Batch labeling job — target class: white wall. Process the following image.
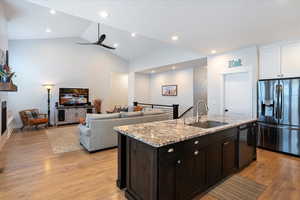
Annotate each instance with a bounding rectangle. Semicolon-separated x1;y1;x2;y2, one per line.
8;38;129;127
207;46;258;117
0;0;8;144
130;47;202;72
0;1;8;50
149;68;194;113
134;73;150;103
128;48;202;103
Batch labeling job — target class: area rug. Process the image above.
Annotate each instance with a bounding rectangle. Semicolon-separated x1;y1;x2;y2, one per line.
46;125;83;154
208;175;266;200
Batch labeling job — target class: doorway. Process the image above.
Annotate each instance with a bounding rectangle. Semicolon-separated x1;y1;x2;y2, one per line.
223;72;252;116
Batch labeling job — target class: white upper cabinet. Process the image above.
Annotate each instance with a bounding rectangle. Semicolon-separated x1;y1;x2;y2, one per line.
259;41;300;79
281;43;300;78
259;45;281;79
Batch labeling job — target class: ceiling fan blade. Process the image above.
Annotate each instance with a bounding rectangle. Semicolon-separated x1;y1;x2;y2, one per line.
101;44;116;50
98;23;100;40
97;34;106;44
77;42;97;45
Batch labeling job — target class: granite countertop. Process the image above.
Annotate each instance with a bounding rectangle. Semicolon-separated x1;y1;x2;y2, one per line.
114;115;257;148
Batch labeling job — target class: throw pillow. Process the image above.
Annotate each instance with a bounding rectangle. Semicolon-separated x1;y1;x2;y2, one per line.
31;110;39;119
25;111;34;119
134;106;143;112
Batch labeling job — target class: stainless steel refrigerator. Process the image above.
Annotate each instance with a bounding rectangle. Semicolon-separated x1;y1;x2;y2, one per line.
258;78;300;157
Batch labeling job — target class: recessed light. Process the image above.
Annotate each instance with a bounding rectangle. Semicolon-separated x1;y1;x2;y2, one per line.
46;28;52;33
49;9;56;15
131;32;136;37
99;11;109;19
172;66;176;70
211;50;217;54
171;35;179;41
113;43;119;48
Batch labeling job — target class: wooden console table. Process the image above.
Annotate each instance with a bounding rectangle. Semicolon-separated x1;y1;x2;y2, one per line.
54;105;94;126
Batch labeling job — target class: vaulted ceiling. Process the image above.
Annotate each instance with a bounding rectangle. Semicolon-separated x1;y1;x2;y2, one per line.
5;0;196;61
26;0;300;56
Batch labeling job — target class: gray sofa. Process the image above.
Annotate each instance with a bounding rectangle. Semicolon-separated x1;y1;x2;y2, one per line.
79;111;169;152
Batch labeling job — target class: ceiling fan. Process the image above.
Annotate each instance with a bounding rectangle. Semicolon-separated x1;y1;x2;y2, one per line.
77;23;116;50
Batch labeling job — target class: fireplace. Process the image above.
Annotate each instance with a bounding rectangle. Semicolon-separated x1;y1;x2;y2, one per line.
1;101;7;135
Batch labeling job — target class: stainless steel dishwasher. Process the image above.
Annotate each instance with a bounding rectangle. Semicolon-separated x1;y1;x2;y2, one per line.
238;123;257;169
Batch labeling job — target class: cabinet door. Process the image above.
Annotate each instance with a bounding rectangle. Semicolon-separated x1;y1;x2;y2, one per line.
158;159;177;200
206;143;222;187
222;137;237;177
176;148;206;200
281;43;300;78
259;46;281;79
192;148;206;193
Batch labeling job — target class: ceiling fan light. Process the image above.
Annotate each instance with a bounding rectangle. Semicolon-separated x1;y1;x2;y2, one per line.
171;35;179;41
99;11;109;19
50;9;56;15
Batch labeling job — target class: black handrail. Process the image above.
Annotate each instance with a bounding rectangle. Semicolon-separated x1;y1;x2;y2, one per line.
133;102;179;119
178;106;194;119
134;102;173;108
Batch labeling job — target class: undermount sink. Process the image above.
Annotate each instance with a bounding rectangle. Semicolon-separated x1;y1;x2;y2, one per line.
187;120;228;129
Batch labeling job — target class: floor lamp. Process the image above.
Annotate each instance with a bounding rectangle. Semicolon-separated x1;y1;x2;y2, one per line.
42;83;55;126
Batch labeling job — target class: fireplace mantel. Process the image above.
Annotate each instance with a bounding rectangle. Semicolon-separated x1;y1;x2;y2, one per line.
0;83;17;92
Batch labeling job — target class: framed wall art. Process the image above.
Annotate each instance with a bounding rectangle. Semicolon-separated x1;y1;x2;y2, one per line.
162;85;177;96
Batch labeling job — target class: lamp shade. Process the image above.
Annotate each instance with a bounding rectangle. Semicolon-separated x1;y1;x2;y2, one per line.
42;83;55;90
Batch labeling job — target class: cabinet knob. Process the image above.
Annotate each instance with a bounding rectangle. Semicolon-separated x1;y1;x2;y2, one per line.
168;148;174;153
194;150;199;155
194;140;199;145
223;141;230;146
177;160;181;164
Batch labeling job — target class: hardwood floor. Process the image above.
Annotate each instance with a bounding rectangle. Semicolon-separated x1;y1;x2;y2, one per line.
0;127;300;200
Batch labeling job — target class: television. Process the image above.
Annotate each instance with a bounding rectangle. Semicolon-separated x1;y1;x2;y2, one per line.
59;88;89;106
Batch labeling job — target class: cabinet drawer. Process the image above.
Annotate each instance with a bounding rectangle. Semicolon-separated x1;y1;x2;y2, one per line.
184;136;209;152
159;143;183;162
206;128;238;142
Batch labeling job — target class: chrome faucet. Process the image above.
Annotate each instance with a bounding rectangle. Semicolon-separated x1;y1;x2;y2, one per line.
196;100;208;122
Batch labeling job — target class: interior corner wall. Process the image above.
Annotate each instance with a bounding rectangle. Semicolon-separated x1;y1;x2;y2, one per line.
193;58;208;115
134;73;150;103
207;46;258;116
8;38;129;127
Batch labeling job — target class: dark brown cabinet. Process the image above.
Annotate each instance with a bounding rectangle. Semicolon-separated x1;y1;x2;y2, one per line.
206;142;222;186
118;124;254;200
222;137;237;177
157;128;238;200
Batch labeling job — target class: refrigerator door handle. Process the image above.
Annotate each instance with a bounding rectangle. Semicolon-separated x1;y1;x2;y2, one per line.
275;84;280;119
279;84;283;119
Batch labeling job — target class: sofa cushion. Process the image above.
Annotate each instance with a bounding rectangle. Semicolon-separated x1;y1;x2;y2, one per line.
28;118;48;125
120;111;142;118
87;113;121;121
142;110;165;116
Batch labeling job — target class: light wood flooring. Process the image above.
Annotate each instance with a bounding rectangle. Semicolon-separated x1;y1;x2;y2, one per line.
0;127;300;200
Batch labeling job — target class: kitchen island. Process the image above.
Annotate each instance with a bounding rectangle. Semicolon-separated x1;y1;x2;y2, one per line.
114;115;257;200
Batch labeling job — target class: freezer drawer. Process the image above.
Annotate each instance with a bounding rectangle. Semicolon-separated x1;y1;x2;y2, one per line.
258;123;300;157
